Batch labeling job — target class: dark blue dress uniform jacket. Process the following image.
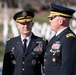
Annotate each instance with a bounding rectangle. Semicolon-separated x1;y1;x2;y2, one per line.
44;27;76;75
2;33;48;75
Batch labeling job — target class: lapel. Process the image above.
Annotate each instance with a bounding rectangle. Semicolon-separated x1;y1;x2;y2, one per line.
46;35;59;48
24;34;38;55
15;36;23;54
46;27;70;48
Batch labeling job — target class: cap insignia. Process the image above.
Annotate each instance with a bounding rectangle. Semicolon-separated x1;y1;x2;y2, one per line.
22;11;27;17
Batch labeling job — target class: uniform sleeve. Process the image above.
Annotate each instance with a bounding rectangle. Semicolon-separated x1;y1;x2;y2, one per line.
2;41;14;75
59;37;76;75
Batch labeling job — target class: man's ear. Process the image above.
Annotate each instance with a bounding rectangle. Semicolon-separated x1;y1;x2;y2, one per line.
58;18;63;25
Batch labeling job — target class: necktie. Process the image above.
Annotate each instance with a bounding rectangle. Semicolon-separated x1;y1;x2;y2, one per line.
23;39;27;52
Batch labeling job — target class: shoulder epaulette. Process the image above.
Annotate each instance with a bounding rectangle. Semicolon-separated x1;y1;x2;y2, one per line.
66;33;75;38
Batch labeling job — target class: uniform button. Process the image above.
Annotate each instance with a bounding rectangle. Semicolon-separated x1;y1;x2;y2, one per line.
53;53;55;55
36;55;38;57
50;49;52;52
45;52;47;55
43;66;45;69
38;61;40;64
44;59;46;62
52;57;56;62
11;56;13;57
22;62;25;64
43;73;45;75
22;68;25;71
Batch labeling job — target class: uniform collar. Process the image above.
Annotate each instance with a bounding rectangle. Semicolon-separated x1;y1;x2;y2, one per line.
21;33;32;41
56;27;68;36
21;33;32;45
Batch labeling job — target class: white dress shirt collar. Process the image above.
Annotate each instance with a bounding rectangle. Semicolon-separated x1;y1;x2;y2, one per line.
56;27;68;36
21;33;32;47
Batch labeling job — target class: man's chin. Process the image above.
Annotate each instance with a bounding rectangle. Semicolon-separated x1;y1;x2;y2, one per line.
23;32;31;35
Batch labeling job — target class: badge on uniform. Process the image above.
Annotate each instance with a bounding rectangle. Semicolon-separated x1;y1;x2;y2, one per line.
33;41;43;53
31;60;36;65
52;41;61;50
50;41;61;55
50;41;61;62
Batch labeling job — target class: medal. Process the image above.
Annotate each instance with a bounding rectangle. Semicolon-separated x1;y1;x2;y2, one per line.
56;50;60;53
44;59;46;62
52;57;56;62
31;60;36;65
12;60;16;64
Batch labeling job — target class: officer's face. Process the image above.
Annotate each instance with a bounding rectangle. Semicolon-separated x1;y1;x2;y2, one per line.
49;16;64;32
16;21;33;36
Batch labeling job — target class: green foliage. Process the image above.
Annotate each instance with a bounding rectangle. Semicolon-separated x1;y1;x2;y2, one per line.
34;11;49;24
23;4;36;12
0;25;13;61
0;25;3;31
0;42;5;61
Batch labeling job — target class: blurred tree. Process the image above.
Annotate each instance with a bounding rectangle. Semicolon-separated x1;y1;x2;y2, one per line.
0;0;76;8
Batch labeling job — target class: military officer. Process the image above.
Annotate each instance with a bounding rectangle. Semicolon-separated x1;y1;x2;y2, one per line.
2;10;48;75
44;4;76;75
